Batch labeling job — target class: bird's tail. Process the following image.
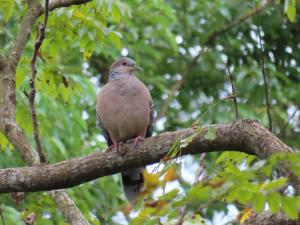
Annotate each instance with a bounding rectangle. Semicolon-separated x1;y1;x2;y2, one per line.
121;167;145;204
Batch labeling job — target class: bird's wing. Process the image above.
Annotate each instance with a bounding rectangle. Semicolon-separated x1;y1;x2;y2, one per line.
96;112;113;146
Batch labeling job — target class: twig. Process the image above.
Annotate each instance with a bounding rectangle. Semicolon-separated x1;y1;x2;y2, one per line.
278;107;299;138
176;153;206;225
226;64;239;120
205;0;274;45
155;1;274;121
28;0;49;163
255;1;272;132
0;207;5;225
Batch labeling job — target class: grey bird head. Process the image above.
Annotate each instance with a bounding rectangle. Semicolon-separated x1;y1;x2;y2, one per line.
109;57;142;80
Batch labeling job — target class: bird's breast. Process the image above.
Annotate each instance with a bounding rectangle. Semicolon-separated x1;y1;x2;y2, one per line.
97;77;151;142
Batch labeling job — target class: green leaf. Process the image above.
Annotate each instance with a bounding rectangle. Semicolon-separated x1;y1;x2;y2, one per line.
252;193;266;212
287;0;296;22
216;152;230;164
112;4;122;22
0;132;9;150
282;196;298;219
204;127;217;140
236;189;252;205
1;0;14;23
16;64;26;90
159;189;179;201
51;137;68;159
267;192;281;214
108;31;122;48
165;30;178;53
188;185;211;202
261;178;287;191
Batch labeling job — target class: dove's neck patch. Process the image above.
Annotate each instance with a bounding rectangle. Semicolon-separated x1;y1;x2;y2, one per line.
109;71;119;80
109;71;132;80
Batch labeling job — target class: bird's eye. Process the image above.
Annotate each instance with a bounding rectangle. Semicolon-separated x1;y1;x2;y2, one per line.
122;62;127;65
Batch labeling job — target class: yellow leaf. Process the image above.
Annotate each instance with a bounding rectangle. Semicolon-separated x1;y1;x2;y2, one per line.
164;166;177;182
239;208;253;224
83;50;92;60
73;11;85;19
144;199;167;208
144;171;160;188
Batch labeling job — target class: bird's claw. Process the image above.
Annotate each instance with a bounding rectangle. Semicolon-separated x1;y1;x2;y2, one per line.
107;142;126;156
127;136;144;148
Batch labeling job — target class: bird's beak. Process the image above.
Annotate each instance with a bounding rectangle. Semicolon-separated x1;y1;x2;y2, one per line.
134;65;143;71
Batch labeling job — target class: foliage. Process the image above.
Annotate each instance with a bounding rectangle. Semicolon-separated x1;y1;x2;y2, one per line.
0;0;300;224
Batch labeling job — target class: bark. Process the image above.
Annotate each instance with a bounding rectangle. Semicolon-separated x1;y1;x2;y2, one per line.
245;211;300;225
50;191;89;225
0;119;297;193
0;1;92;223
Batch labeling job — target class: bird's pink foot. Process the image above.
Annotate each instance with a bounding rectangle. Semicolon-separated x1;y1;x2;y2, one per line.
127;136;144;147
107;142;126;155
107;143;118;153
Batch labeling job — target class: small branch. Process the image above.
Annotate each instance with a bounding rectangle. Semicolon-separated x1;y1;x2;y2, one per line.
156;1;274;121
155;76;186;122
255;2;272;132
0;119;297;193
10;0;92;69
27;0;50;163
194;153;206;184
47;0;91;12
205;0;274;45
226;64;239;120
50;191;90;225
176;153;206;225
9;1;42;69
278;107;298;138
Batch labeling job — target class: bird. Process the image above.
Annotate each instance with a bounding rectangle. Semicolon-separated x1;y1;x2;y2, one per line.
96;57;154;203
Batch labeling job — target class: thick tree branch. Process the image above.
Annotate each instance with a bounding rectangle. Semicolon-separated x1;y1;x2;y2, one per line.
1;1;93;223
245;211;300;225
47;0;91;13
9;0;93;69
0;55;6;69
50;191;89;225
0;119;297;193
10;1;42;69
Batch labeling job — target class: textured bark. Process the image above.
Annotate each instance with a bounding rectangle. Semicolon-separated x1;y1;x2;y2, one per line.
0;1;91;224
50;191;89;225
10;1;42;68
245;211;300;225
0;119;297;193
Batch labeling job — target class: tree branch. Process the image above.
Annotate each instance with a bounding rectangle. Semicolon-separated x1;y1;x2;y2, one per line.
47;0;91;13
50;191;90;225
2;1;92;223
9;0;93;69
0;55;6;69
156;0;274;121
27;0;50;163
0;119;297;193
255;2;273;132
9;1;42;69
226;64;239;120
245;211;300;225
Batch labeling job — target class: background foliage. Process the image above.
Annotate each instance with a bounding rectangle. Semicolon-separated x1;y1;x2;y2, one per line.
0;0;300;224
